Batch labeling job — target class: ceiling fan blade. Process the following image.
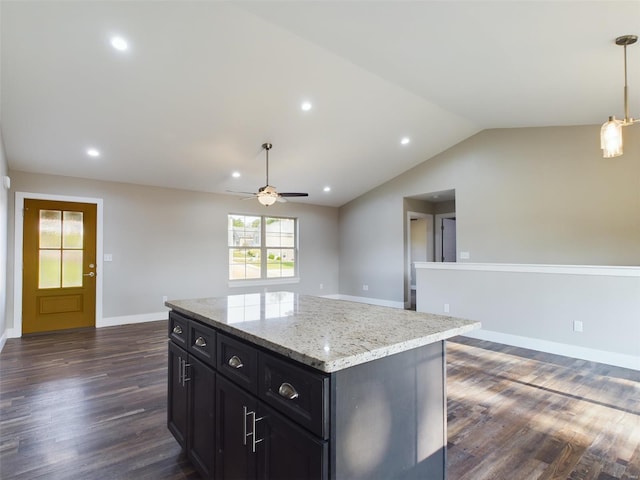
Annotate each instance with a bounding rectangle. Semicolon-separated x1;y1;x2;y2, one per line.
226;189;258;196
279;192;309;197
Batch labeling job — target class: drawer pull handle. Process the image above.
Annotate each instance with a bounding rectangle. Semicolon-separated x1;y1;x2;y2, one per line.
195;336;207;347
278;382;299;400
228;355;244;369
173;325;183;335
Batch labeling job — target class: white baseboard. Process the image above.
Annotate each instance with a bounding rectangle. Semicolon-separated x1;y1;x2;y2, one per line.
333;294;405;309
98;311;169;328
0;330;7;352
463;329;640;371
7;327;20;339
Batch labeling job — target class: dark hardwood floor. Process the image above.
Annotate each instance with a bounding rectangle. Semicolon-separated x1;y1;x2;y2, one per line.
0;321;638;479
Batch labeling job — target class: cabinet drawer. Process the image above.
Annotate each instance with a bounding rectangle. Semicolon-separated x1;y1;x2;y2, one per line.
168;311;190;347
259;352;330;439
217;333;258;394
188;321;216;367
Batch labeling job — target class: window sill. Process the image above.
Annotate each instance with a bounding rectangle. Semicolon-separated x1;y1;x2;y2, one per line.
228;277;300;288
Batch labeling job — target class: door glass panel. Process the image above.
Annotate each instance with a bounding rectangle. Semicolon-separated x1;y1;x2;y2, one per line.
40;210;62;248
63;211;83;248
39;250;61;289
62;250;83;287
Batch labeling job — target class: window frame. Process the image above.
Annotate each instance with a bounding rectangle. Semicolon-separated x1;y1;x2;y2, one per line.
227;213;300;287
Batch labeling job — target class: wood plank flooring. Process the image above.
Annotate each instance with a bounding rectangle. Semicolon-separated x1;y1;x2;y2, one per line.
1;321;638;479
447;337;640;480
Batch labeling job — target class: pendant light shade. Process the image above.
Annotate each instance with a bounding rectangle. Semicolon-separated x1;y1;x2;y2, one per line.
600;116;624;158
601;34;638;158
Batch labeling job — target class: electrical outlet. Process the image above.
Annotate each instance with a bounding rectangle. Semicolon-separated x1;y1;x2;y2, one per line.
362;284;369;291
444;303;450;313
319;283;324;290
162;295;168;304
460;251;470;260
573;320;583;332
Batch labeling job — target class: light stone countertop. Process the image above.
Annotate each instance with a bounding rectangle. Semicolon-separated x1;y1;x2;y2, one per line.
166;292;480;373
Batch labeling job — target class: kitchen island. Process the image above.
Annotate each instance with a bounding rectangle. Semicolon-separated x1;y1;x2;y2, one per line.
166;292;480;479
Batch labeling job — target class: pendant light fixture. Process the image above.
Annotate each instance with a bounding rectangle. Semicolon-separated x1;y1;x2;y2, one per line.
601;34;638;158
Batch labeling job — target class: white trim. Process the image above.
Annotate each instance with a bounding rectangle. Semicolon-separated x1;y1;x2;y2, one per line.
98;311;168;328
463;329;640;371
335;294;405;309
415;262;640;277
228;277;300;288
0;331;6;352
13;192;104;337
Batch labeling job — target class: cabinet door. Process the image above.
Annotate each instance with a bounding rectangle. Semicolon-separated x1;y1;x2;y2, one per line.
168;341;188;448
257;404;328;480
216;375;258;480
189;355;216;478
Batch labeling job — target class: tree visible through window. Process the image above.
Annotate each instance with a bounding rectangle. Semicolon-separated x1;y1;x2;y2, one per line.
228;214;297;280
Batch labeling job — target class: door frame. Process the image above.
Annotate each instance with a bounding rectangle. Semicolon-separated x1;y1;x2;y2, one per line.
404;211;433;309
13;192;104;337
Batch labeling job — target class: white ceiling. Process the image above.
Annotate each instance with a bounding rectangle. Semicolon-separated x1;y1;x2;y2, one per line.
1;1;638;207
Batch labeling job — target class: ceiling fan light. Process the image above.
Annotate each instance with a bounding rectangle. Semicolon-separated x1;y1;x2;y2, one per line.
601;116;624;158
258;192;278;206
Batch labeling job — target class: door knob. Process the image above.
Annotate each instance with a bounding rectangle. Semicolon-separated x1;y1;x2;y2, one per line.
83;272;95;277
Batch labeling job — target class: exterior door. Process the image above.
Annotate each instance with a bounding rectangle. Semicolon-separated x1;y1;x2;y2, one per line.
22;199;97;334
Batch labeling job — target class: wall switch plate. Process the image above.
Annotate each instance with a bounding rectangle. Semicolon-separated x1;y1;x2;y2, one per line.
573;320;583;332
444;303;450;313
104;254;113;262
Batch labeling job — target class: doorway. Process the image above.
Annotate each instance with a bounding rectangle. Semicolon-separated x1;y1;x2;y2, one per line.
406;212;434;310
435;213;457;263
14;192;103;337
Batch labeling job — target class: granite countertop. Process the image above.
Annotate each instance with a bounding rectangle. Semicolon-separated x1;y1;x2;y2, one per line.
166;292;480;373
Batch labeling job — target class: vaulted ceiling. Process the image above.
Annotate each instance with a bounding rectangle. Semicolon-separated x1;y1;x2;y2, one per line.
1;1;638;207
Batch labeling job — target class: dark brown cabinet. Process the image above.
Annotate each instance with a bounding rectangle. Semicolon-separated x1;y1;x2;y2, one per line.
169;308;446;479
167;312;216;479
167;340;188;447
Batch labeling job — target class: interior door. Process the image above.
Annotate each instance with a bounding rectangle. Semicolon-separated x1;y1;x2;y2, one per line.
442;218;457;262
22;199;97;334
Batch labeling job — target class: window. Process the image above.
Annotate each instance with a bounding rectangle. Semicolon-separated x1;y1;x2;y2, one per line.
228;214;297;281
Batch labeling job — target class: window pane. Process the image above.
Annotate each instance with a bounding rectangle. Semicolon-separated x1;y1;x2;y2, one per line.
39;250;61;288
266;217;295;247
267;248;295;278
228;215;261;247
40;210;62;248
63;211;83;248
229;248;261;280
62;250;83;287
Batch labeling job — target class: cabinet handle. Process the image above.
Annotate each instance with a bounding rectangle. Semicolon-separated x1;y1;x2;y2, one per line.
181;360;191;386
178;357;183;385
278;382;299;400
243;406;264;453
173;325;183;335
228;355;244;369
194;336;207;347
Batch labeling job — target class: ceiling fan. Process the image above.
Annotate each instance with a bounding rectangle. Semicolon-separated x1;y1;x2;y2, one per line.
230;143;309;206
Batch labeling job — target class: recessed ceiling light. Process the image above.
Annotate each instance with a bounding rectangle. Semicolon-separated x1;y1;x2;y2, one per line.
323;186;331;192
301;101;312;111
87;148;100;157
232;171;241;178
401;137;411;145
110;36;129;51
